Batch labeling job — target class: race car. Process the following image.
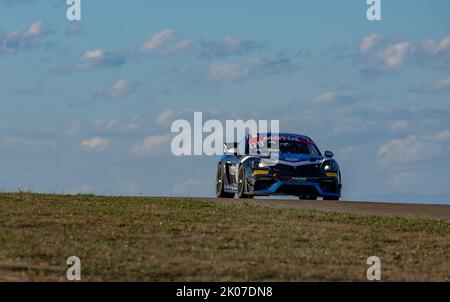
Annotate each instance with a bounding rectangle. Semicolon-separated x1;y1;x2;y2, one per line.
216;133;342;200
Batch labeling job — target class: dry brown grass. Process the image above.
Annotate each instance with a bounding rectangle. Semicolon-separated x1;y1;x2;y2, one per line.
0;193;449;281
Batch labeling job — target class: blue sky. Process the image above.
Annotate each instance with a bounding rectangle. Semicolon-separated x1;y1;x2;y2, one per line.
1;1;450;203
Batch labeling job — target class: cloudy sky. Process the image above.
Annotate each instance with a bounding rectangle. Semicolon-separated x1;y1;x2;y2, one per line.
1;1;450;203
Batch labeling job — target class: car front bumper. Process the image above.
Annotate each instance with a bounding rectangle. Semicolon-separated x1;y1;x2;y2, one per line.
249;175;341;198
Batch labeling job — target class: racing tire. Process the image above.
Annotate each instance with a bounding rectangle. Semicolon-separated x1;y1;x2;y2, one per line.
238;166;254;199
216;165;235;198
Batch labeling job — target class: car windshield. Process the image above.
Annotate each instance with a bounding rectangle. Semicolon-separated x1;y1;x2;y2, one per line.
250;138;321;156
279;141;311;154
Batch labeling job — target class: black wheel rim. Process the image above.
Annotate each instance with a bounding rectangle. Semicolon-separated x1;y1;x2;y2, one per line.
238;169;244;195
216;167;222;194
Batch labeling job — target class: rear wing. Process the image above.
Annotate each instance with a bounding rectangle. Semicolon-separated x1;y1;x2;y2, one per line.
224;142;238;155
224;135;250;156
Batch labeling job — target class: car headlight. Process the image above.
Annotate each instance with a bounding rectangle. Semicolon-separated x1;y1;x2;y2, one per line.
323;161;338;172
250;158;268;169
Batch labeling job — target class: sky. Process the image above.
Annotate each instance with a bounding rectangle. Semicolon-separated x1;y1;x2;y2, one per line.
1;0;450;203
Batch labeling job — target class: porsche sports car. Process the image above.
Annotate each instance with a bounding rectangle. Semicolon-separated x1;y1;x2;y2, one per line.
216;133;342;200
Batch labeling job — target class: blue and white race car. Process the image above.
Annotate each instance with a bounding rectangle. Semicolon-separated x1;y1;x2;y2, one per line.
216;133;342;200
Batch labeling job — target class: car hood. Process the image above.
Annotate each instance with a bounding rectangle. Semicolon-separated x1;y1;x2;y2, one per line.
256;153;326;167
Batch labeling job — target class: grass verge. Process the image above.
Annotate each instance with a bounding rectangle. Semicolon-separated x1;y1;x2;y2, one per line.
0;193;449;281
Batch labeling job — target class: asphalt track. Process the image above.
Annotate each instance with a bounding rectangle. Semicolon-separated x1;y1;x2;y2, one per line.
178;197;450;220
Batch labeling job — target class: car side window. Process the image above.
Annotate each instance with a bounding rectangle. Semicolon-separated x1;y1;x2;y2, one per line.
309;144;321;156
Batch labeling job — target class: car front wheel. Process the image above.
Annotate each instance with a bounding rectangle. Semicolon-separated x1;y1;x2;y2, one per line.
238;166;254;199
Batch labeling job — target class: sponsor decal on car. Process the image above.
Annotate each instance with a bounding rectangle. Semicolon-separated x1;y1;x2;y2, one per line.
290;177;308;183
249;135;311;144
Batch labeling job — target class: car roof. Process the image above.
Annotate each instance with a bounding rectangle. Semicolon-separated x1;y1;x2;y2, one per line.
255;133;313;140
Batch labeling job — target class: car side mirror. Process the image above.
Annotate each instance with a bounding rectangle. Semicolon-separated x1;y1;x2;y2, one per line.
324;151;334;158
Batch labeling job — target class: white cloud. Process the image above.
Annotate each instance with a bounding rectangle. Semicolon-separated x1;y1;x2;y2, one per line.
81;137;109;151
139;29;198;57
206;54;298;83
199;36;265;59
0;20;48;54
390;120;409;132
25;20;43;37
389;171;415;186
95;80;138;98
131;135;170;157
313;91;359;106
168;38;196;54
358;34;450;75
417;36;450;69
358;34;411;77
435;130;450;142
377;135;443;166
314;92;336;104
155;110;175;126
421;36;450;55
93;115;144;133
359;34;384;53
140;29;177;53
414;77;450;93
75;49;126;70
139;29;264;59
377;42;410;70
207;58;263;83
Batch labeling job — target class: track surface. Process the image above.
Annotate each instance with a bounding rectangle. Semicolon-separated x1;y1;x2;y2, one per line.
178;197;450;220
